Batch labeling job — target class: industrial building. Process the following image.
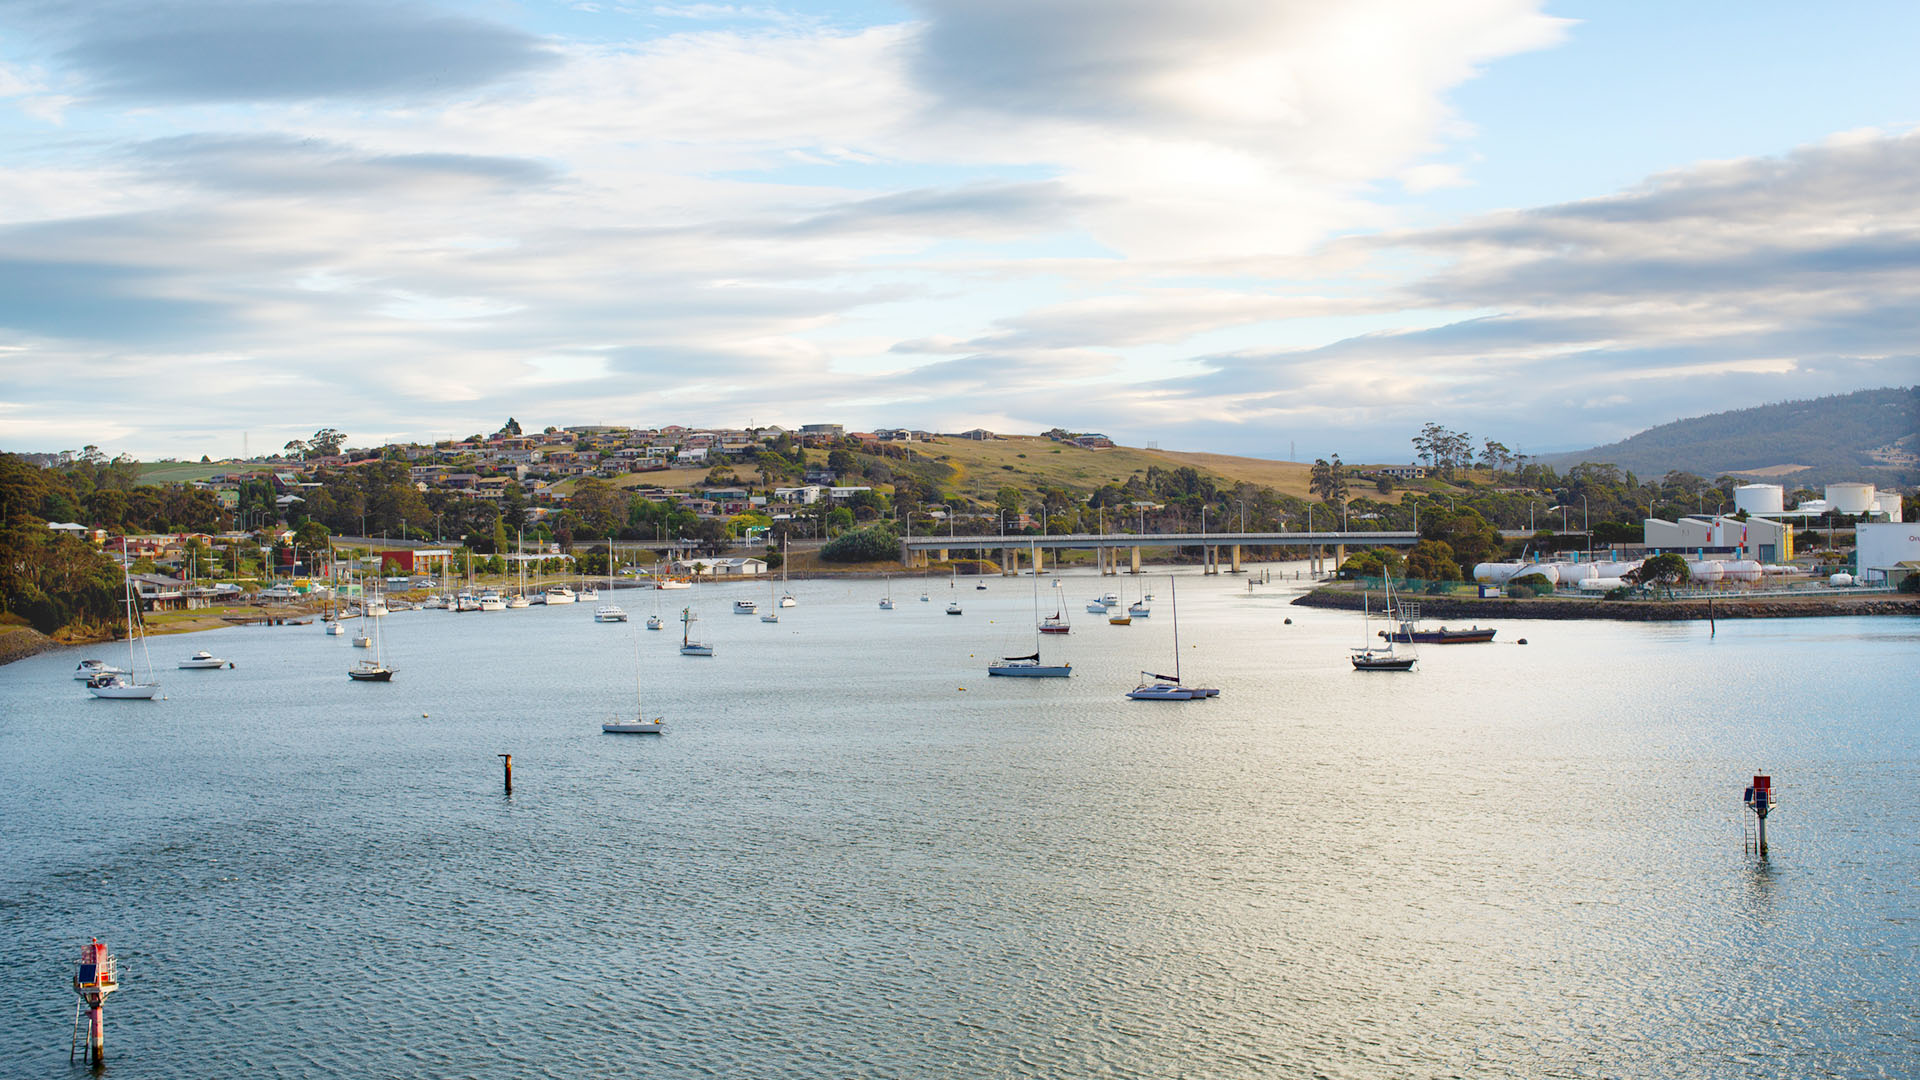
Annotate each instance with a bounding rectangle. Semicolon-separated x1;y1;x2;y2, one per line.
1854;523;1920;586
1642;515;1794;563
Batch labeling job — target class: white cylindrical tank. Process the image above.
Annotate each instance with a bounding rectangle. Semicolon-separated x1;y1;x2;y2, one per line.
1518;564;1560;585
1579;577;1628;591
1473;562;1529;584
1721;559;1764;583
1826;483;1875;514
1872;492;1903;522
1829;572;1854;587
1551;562;1593;587
1734;483;1785;514
1686;560;1725;583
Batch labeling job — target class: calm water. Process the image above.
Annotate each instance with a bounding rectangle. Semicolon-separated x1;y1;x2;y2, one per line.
3;567;1916;1078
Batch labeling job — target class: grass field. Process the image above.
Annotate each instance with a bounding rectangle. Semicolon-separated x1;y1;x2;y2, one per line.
912;436;1318;503
138;462;232;483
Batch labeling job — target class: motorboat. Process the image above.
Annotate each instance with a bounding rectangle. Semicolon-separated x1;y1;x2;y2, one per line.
975;582;987;591
545;585;577;605
455;592;481;612
733;599;757;614
353;633;372;648
595;605;629;623
945;601;963;615
645;613;664;630
73;659;128;681
1086;600;1111;614
178;651;230;669
477;591;506;611
1380;604;1496;644
655;577;690;590
324;619;345;635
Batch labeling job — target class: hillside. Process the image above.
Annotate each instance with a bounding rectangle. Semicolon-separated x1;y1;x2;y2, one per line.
1540;386;1918;486
912;435;1316;503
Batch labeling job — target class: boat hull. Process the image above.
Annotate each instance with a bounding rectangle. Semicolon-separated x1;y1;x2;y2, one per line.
87;683;159;699
177;659;228;669
348;667;394;681
680;645;714;656
1384;627;1496;644
1351;656;1416;671
602;722;664;734
989;664;1072;677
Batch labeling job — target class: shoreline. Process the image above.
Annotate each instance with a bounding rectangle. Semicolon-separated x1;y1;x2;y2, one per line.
1291;586;1920;621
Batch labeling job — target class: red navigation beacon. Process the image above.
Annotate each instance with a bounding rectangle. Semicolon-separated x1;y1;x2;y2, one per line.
72;938;119;1066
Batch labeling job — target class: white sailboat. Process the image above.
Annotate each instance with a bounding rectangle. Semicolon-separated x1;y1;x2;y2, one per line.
761;571;780;623
778;537;796;607
88;560;159;699
603;631;665;734
989;544;1071;677
879;574;894;610
1126;576;1217;700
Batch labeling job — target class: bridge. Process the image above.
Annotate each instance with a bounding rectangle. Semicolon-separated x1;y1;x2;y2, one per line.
901;530;1422;574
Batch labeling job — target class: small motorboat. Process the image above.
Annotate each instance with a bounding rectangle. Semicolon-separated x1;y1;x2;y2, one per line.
945;601;963;615
733;599;757;615
645;614;664;630
178;651;230;669
73;659;128;681
353;633;372;648
594;605;629;623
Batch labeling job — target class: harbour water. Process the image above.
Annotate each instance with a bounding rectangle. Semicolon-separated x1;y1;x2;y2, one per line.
3;567;1916;1078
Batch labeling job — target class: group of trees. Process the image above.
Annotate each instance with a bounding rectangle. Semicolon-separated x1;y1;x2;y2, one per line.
1411;423;1526;478
280;428;347;461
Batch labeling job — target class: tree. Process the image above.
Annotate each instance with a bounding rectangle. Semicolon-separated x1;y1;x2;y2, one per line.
502;417;522;436
309;428;346;457
1309;456;1349;507
1405;539;1459;581
826;448;856;474
1628;553;1690;596
820;523;899;563
1418;507;1499;577
283;439;308;460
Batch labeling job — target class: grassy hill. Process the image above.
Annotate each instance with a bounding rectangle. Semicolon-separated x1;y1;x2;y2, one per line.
1539;386;1918;486
915;435;1317;503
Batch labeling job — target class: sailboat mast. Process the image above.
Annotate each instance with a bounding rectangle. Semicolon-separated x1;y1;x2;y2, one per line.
1170;575;1180;683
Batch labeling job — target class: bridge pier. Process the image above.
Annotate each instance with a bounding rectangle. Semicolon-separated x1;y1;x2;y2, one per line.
1231;544;1242;573
1130;546;1141;574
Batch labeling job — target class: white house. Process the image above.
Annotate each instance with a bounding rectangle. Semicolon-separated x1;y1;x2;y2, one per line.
774;485;823;504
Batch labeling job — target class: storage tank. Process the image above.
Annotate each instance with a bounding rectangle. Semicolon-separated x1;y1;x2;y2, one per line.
1473;562;1526;584
1825;483;1875;514
1733;483;1784;514
1552;562;1594;587
1829;572;1854;587
1578;577;1628;592
1721;559;1764;583
1686;560;1725;583
1872;492;1903;522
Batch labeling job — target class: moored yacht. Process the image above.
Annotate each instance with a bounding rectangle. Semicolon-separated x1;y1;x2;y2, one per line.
73;659;128;681
178;651;230;669
595;605;629;623
544;585;576;605
477;591;506;611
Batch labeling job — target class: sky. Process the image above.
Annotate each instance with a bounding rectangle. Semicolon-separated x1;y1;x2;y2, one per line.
1;0;1917;463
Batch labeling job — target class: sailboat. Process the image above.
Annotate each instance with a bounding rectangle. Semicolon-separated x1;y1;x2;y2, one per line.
778;537;796;607
1351;578;1416;671
761;570;780;622
603;631;665;734
879;574;894;610
679;606;713;656
1126;576;1217;700
349;567;395;681
1127;576;1150;617
990;544;1071;677
945;565;962;614
88;559;159;699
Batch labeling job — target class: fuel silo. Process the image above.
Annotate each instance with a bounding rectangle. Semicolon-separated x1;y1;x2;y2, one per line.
1825;483;1875;514
1733;484;1784;514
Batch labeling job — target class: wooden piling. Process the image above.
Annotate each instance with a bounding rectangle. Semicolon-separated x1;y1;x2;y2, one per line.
499;753;512;794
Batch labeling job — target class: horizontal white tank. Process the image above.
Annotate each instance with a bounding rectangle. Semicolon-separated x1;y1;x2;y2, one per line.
1513;564;1560;585
1473;562;1555;585
1686;560;1725;583
1826;483;1875;514
1734;483;1785;514
1829;572;1854;586
1579;577;1628;591
1551;562;1594;586
1720;559;1764;583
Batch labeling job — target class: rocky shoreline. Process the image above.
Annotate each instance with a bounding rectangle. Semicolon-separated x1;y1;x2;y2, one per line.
1291;587;1920;621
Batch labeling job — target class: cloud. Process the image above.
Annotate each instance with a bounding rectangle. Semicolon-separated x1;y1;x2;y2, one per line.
56;1;557;103
127;133;561;195
0;258;231;341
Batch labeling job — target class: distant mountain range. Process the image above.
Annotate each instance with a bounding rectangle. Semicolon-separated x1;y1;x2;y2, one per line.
1539;386;1918;487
